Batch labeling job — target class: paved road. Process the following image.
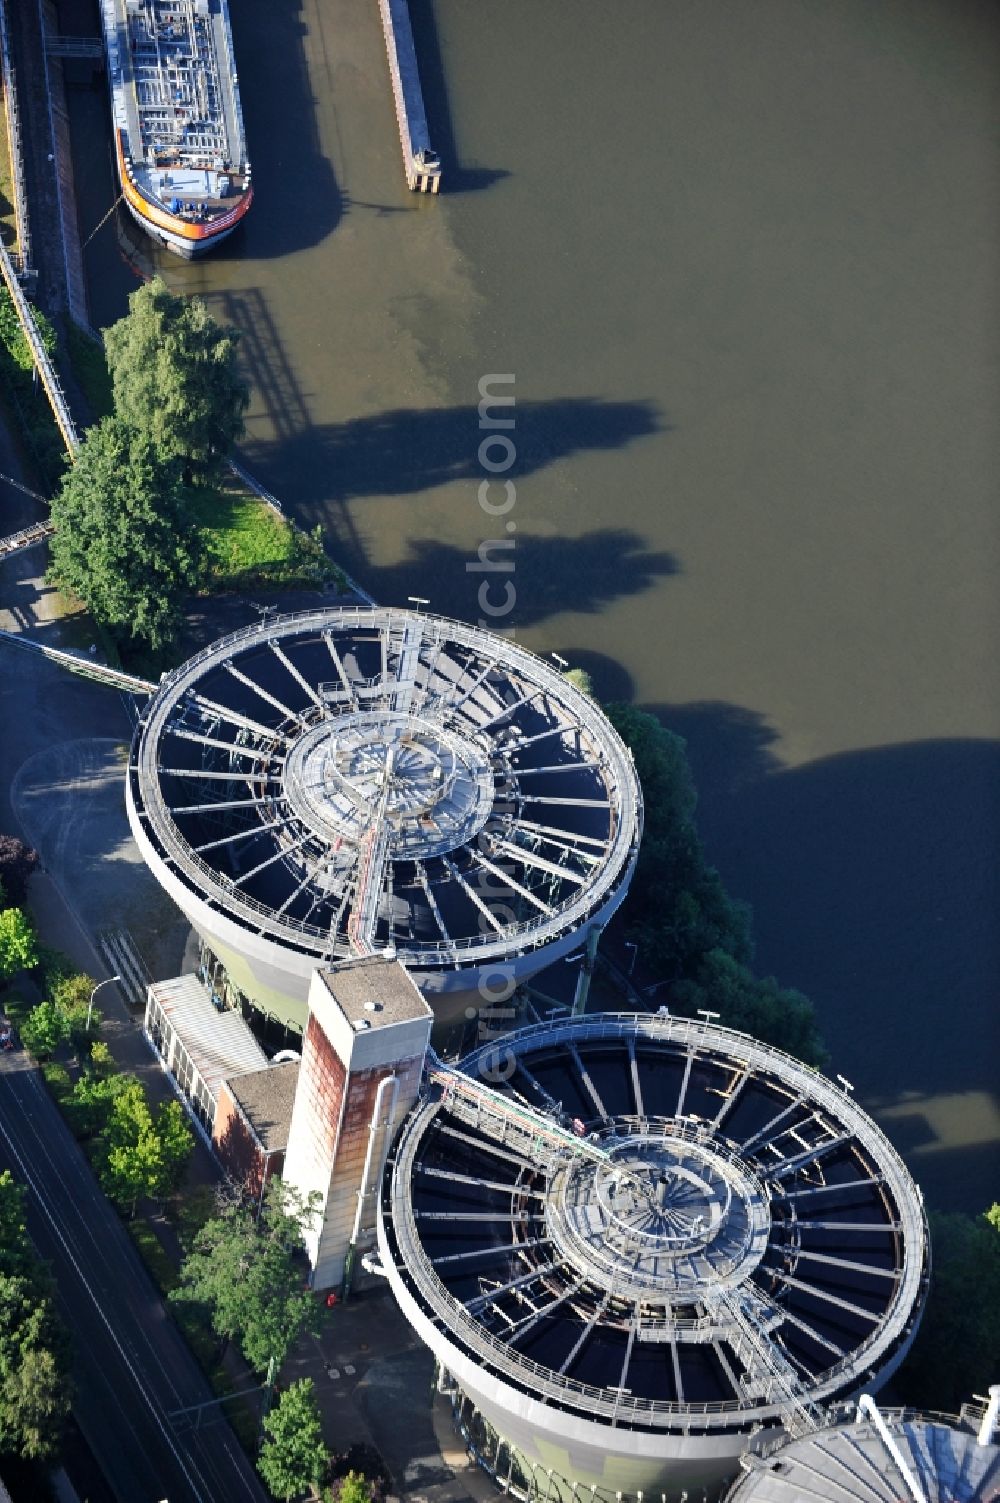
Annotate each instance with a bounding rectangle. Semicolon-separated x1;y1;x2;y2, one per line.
0;1048;269;1503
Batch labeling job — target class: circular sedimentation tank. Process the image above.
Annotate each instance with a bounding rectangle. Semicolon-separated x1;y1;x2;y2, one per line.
126;608;641;1024
722;1407;1000;1502
378;1014;929;1502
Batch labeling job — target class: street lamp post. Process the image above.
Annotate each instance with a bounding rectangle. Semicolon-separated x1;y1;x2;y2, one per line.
624;940;638;976
87;975;121;1033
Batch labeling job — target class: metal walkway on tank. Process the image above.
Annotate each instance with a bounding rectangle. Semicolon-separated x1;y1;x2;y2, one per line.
384;1013;928;1435
130;608;641;975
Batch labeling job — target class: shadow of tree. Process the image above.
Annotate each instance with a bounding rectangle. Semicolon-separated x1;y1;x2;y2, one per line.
363;526;678;627
171;0;345;263
627;702;1000;1212
244;396;663;507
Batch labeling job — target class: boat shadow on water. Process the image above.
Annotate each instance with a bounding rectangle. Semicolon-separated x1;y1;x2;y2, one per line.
218;0;346;259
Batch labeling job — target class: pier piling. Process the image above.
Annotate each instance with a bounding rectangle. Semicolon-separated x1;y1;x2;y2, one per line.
377;0;441;194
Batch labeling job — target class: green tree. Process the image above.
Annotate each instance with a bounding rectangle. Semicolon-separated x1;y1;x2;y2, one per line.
67;1068;131;1139
604;703;752;978
20;972;101;1061
0;1175;33;1281
329;1472;373;1503
48;417;201;651
49;973;101;1058
562;667;594;697
0;908;38;981
171;1180;322;1376
88;1040;115;1077
100;1078;166;1214
104;276;248;481
0;836;39;907
0;1175;71;1461
157;1099;194;1195
897;1204;1000;1412
672;949;828;1068
19;1001;70;1060
0;1279;70;1460
257;1379;327;1501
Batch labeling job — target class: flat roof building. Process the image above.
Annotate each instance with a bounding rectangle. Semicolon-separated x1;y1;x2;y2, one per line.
144;974;269;1133
213;1060;300;1196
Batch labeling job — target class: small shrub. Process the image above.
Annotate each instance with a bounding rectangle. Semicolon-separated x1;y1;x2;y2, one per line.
0;835;40;906
0;907;38;980
20;1000;70;1059
40;1061;74;1109
88;1040;115;1077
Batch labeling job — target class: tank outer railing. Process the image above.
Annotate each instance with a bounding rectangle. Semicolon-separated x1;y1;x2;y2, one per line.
132;608;642;963
382;1013;928;1432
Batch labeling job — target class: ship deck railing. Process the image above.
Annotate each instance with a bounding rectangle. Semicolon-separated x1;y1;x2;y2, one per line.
125;0;240;169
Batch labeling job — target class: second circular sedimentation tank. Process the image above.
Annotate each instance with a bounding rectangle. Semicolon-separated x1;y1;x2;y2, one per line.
722;1406;1000;1502
126;608;641;1025
378;1013;929;1502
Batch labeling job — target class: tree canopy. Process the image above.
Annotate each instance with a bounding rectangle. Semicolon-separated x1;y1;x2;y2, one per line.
20;1001;71;1061
48;417;201;650
0;908;38;981
258;1378;328;1501
604;702;829;1066
103;276;248;481
604;703;752;978
328;1470;373;1503
0;1173;71;1462
170;1179;321;1377
897;1204;1000;1412
66;1072;193;1210
0;836;39;908
672;950;828;1067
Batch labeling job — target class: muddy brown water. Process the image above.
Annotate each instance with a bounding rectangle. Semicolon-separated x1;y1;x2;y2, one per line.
65;0;999;1210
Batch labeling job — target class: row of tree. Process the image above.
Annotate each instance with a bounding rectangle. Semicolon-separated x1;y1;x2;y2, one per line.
604;701;827;1065
68;1050;194;1216
168;1181;341;1499
19;969;99;1059
0;1173;71;1462
49;278;249;651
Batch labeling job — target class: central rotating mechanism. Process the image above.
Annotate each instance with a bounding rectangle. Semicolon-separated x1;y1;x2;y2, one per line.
281;711;496;860
127;607;643;1012
546;1123;771;1302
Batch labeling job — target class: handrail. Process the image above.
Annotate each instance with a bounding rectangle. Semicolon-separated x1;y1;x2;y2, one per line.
0;627;155;695
0;241;79;455
382;1014;928;1431
132;608;643;962
0;519;54;558
0;0;32;272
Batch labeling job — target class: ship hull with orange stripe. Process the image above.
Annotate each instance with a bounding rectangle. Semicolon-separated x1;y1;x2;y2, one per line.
100;0;252;260
115;130;252;260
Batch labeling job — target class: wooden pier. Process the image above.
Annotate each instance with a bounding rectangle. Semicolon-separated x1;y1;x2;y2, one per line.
377;0;441;194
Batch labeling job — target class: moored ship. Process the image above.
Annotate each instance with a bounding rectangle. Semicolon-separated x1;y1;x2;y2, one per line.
99;0;252;259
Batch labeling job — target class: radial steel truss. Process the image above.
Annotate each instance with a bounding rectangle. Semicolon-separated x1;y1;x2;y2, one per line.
129;608;642;982
382;1014;929;1436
